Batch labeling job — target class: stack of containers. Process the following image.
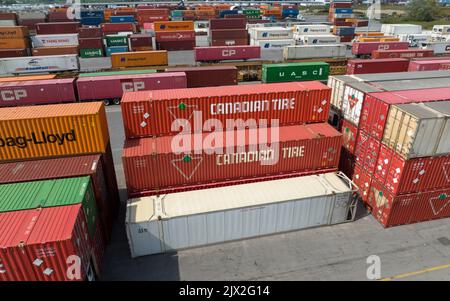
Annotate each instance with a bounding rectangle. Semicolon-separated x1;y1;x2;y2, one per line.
104;34;129;56
249;26;294;49
32;22;80;56
292;24;338;45
47;7;72;22
194;6;216;21
182;10;196;21
243;8;261;20
78;26;104;58
281;4;299;19
209;18;247;46
136;8;169;26
0;102;120;280
0;12;18;27
329;0;356;43
80;10;105;26
261;5;282;21
0;26;30;58
408;58;450;71
154;21;195;51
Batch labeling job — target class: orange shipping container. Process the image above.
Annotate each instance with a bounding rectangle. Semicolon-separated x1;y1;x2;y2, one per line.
0;74;56;83
355;32;384;37
0;38;29;49
153;21;194;32
0;102;110;162
0;26;29;39
32;46;78;56
380;37;400;42
359;37;382;42
110;51;167;68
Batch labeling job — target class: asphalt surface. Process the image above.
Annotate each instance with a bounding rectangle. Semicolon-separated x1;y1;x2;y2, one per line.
102;105;450;281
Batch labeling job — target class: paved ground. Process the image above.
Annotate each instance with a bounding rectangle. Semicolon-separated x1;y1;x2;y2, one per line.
102;106;450;281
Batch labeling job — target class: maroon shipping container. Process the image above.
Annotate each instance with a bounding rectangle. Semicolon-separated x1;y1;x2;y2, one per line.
121;81;331;139
113;11;137;18
36;22;80;34
339;147;356;179
165;66;238;88
47;11;72;22
359;87;450;141
129;34;152;48
352;42;409;56
79;37;103;49
342;119;358;154
122;123;342;197
155;31;195;42
137;15;169;24
347;58;409;75
0;79;76;107
331;2;352;8
211;38;248;46
340;36;354;43
137;8;170;16
224;14;247;19
210;29;248;39
408;59;450;71
356;21;369;27
0;48;28;58
91;219;106;278
367;180;450;227
334;21;354;27
157;40;195;51
194;45;261;61
0;12;17;21
352;163;372;202
209;18;246;30
374;144;450;195
77;72;187;102
354;129;381;175
18;18;46;31
100;23;135;34
0;205;93;281
32;46;79;56
0;155;115;243
78;27;103;38
247;19;271;24
372;49;434;59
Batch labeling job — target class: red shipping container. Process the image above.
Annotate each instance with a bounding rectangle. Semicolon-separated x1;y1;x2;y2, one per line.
195;45;260;61
137;15;169;24
356;21;369;27
372;49;434;59
157;40;196;51
342;119;358;154
100;23;135;34
47;12;72;22
78;27;103;38
0;155;115;243
91;219;106;278
210;29;248;39
36;22;80;34
224;14;247;19
334;21;354;27
352;42;409;56
18;18;46;31
122;123;342;197
79;37;103;49
129;34;152;48
368;180;450;227
339;147;356;179
137;8;170;16
0;12;17;21
359;87;450;141
32;46;79;56
165;66;237;88
340;36;354;43
354;130;381;175
347;58;409;75
0;79;76;107
209;18;246;29
408;59;450;71
77;72;187;102
121;81;331;139
331;2;352;8
211;38;248;46
0;205;93;281
155;31;195;42
352;163;372;202
0;48;28;58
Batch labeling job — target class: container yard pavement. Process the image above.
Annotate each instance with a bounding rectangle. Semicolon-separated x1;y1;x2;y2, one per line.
103;106;450;281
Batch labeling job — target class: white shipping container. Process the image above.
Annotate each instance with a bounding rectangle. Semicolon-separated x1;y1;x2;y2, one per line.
0;55;79;74
260;48;284;62
327;75;357;110
250;27;293;40
79;57;112;72
300;35;341;45
424;101;450;155
293;24;330;35
397;34;430;47
126;172;357;257
251;39;295;49
333;13;355;19
425;42;450;54
432;25;450;35
383;103;446;159
283;44;346;60
195;35;209;47
31;34;79;48
0;20;17;26
382;24;422;35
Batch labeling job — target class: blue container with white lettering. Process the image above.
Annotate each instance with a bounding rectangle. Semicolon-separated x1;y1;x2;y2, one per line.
282;9;299;17
106;46;129;56
110;15;135;23
219;10;238;18
336;27;355;36
80;10;104;18
334;8;353;14
80;17;104;26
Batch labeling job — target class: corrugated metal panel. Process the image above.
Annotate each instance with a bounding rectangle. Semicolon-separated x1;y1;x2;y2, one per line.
194;46;261;61
0;102;109;161
327;75;355;110
126;172;356;257
352;163;371;202
122;123;342;197
425;101;450;154
121;81;331;139
342;119;358;153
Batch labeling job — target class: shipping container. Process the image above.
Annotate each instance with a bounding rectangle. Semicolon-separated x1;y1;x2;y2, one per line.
249;27;293;40
352;163;372;202
105;35;128;47
251;39;293;49
36;22;80;34
121;81;331;138
342;119;359;153
79;37;103;49
77;72;187;104
32;46;78;56
0;20;16;26
298;35;341;45
157;40;196;51
101;23;135;34
78;27;103;38
31;34;79;48
426;42;450;55
0;74;56;82
354;130;381;175
153;21;194;32
352;42;410;56
0;205;95;281
210;29;247;40
382;24;422;36
126;172;356;257
106;46;129;56
262;62;329;83
129;34;152;50
0;38;29;49
284;45;346;60
110;15;135;23
0;48;28;58
209;18;246;30
372;49;434;59
194;45;261;61
110;50;167;68
80;17;104;26
347;58;410;75
293;24;330;35
0;102;109;161
80;48;103;58
165;66;237;88
79;57;112;72
79;69;156;77
0;54;79;75
155;31;195;42
0;26;29;39
408;59;450;71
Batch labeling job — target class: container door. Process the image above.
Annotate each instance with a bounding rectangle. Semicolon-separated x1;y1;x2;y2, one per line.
436;119;450;155
383;106;404;155
411;118;444;158
330;193;353;224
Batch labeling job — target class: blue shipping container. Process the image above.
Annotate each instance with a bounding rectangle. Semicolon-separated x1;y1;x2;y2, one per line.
336;27;355;36
81;17;104;26
110;15;135;23
106;46;129;56
80;10;104;18
219;10;238;18
334;8;353;14
282;9;299;17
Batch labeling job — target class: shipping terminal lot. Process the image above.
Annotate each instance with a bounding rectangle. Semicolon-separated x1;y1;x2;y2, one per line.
103;105;450;281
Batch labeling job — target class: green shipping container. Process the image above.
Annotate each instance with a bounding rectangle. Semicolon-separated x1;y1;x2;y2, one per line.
80;48;103;58
262;62;330;83
171;10;183;17
79;69;157;77
105;35;128;47
0;176;98;238
243;9;261;18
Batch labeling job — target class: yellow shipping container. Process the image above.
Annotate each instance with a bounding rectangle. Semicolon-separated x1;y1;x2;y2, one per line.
0;102;110;162
0;38;29;49
153;21;194;32
110;51;168;68
0;26;29;39
0;74;56;82
381;37;400;42
359;37;382;42
355;32;384;37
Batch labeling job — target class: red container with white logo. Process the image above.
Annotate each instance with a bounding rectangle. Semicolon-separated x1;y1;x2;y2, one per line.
359;87;450;141
354;130;381;175
100;23;135;34
0;205;93;281
155;30;195;42
194;45;261;61
367;180;450;227
121;81;331;139
346;58;409;75
76;72;187;102
341;119;358;154
352;42;409;56
122;123;342;197
0;79;76;107
36;22;80;34
372;49;434;59
352;163;372;202
137;14;169;25
211;38;248;46
408;59;450;71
